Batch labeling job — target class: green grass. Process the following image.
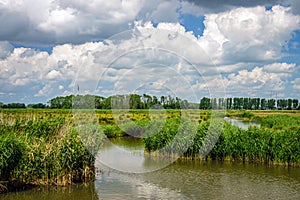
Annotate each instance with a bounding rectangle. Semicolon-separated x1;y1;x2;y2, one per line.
260;115;300;129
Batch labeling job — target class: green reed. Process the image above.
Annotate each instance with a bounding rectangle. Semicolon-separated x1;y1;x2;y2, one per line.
0;117;105;193
143;119;300;166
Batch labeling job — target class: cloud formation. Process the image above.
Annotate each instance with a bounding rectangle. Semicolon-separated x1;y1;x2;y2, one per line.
0;2;300;103
0;0;294;45
199;6;300;64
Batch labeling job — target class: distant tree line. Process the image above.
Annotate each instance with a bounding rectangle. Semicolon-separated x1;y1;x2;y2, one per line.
48;94;198;109
1;95;299;110
199;97;300;110
0;102;26;109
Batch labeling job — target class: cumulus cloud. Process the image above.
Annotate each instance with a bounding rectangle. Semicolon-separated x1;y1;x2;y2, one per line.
224;63;296;97
0;41;14;59
0;0;299;48
0;3;300;103
0;22;220;102
291;78;300;90
181;0;281;15
0;0;181;45
263;63;296;73
198;6;300;64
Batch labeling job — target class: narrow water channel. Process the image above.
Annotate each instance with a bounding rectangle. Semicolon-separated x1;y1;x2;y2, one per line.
1;137;299;199
224;117;261;130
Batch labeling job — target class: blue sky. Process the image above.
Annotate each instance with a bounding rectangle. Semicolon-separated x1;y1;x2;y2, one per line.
0;0;300;104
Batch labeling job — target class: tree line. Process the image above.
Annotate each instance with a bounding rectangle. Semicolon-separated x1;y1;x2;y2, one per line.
1;95;300;110
199;97;300;110
49;94;198;109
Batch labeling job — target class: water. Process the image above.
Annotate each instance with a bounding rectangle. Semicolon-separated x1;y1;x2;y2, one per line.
1;137;299;200
224;117;261;130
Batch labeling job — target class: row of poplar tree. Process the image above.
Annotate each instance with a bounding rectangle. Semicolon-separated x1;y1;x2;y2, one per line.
1;95;299;110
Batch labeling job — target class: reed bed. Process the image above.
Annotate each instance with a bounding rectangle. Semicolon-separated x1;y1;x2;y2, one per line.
0;117;105;193
143;119;300;166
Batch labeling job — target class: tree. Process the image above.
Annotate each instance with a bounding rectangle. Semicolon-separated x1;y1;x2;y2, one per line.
160;96;166;107
199;97;211;109
277;99;287;110
130;94;142;109
260;98;267;110
226;98;232;109
233;98;242;109
218;98;226;109
292;99;298;110
287;99;293;110
267;99;276;110
6;103;26;108
211;98;217;109
27;103;46;109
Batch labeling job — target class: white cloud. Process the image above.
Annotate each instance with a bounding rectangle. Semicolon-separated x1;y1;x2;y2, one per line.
263;63;296;73
58;85;64;90
0;0;178;44
46;70;61;79
0;0;298;47
0;10;299;103
0;41;14;59
149;0;180;23
38;7;77;34
292;78;300;90
35;84;53;97
181;0;281;15
224;64;296;97
198;5;300;64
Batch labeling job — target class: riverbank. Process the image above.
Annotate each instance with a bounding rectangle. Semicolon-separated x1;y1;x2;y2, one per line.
0;117;105;193
143;118;300;167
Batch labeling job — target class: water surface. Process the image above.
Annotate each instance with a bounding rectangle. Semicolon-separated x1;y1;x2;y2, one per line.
1;137;299;200
224;117;261;130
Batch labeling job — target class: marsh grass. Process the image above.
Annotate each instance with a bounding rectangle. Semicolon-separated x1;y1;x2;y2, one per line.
0;116;105;193
143;119;300;166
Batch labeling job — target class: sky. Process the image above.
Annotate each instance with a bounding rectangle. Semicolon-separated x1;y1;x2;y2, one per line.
0;0;300;104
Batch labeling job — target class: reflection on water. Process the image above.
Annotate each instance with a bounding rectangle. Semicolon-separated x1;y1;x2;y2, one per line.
0;182;98;200
95;137;299;199
224;117;261;130
96;137;176;173
1;137;299;200
96;160;300;200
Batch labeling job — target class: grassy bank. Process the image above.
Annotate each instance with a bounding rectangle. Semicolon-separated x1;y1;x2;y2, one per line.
143;117;300;166
0;117;105;193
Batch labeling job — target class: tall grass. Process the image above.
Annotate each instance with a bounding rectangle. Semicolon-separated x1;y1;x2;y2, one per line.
0;117;105;193
143;119;300;166
260;115;300;129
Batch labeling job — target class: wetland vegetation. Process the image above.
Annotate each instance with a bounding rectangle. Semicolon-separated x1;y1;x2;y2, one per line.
1;95;300;193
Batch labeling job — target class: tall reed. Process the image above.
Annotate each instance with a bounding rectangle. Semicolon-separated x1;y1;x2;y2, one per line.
0;117;105;193
143;119;300;166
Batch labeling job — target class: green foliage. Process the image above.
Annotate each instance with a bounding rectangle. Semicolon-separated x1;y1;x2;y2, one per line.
0;135;24;179
101;124;124;137
260;115;300;129
143;118;197;156
143;118;300;166
237;111;254;119
0;117;105;189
